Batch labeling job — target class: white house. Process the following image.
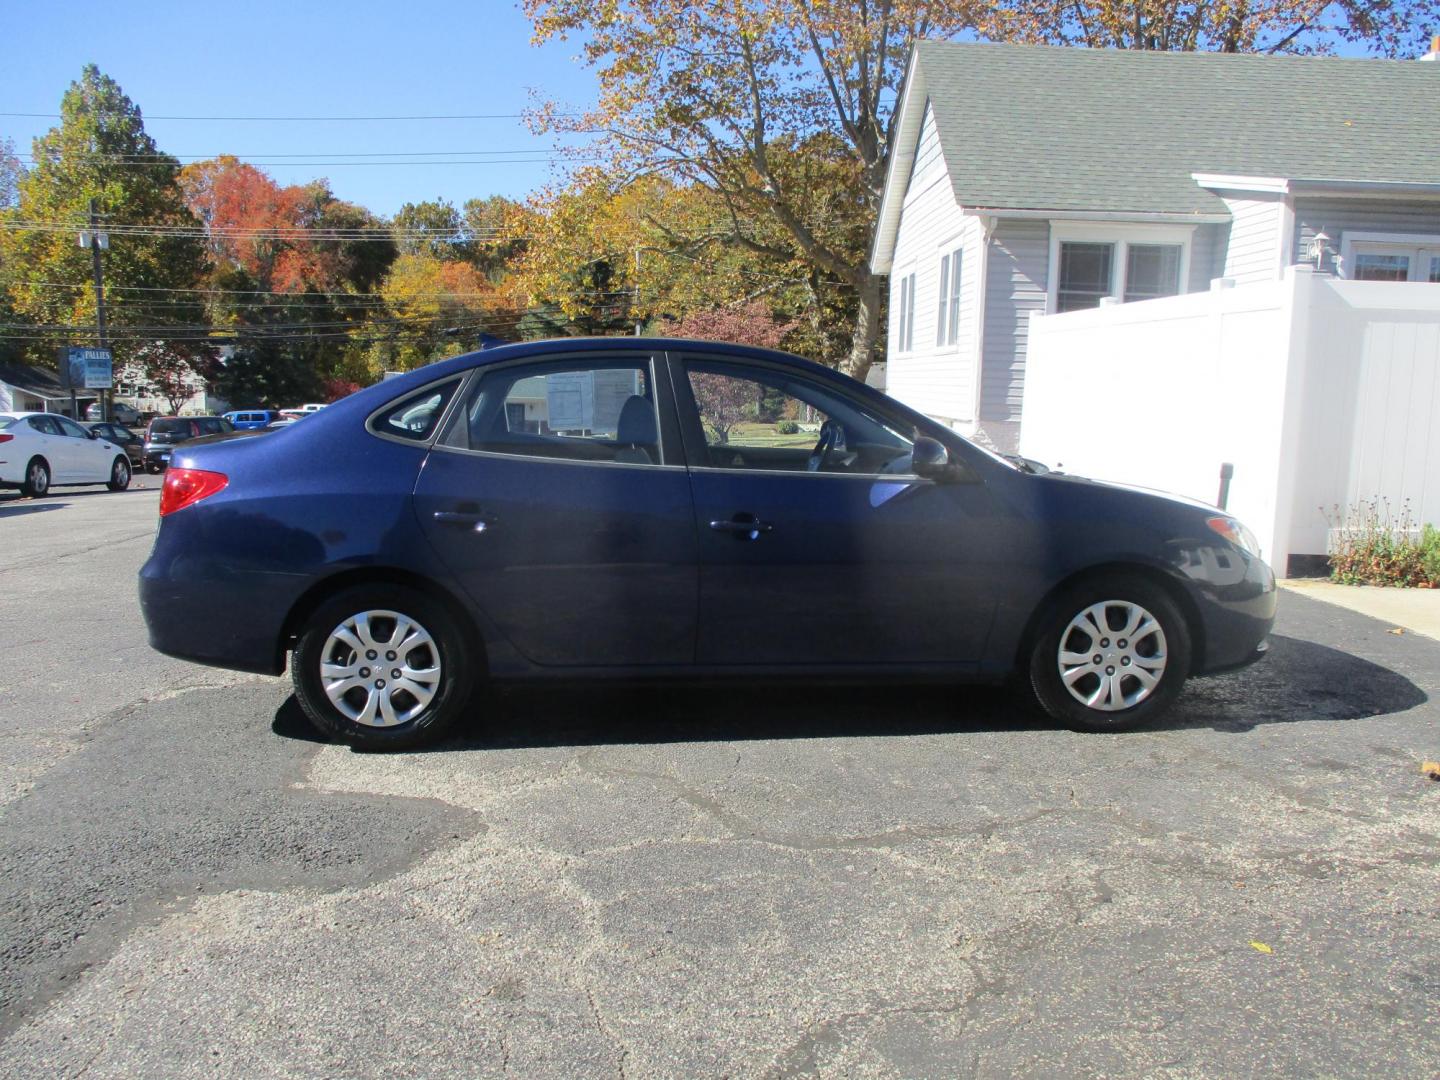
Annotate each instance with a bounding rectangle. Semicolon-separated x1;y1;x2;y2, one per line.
869;41;1440;455
868;41;1440;574
0;359;98;417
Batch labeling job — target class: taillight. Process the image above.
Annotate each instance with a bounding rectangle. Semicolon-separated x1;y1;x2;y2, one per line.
0;433;12;444
160;468;228;516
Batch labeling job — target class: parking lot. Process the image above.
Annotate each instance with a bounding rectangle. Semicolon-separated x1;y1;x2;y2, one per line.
1;486;1437;1078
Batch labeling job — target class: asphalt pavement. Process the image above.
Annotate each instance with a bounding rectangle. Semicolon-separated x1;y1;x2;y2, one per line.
1;485;1437;1078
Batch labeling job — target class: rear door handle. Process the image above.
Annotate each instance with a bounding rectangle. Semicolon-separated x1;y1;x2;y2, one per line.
709;513;773;540
433;510;488;533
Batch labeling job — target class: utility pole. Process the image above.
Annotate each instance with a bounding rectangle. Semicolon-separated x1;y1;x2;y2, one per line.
80;197;110;421
634;246;642;336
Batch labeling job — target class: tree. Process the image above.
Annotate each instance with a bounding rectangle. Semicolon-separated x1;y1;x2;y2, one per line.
669;299;797;350
362;253;502;371
689;371;757;444
0;66;206;366
974;0;1433;56
132;340;215;414
0;137;22;209
524;1;969;382
392;199;466;260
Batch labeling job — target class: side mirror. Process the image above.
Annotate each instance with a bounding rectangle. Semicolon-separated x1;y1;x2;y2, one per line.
912;435;952;481
85;429;98;439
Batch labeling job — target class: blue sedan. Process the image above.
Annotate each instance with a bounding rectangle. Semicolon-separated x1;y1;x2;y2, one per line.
140;339;1275;750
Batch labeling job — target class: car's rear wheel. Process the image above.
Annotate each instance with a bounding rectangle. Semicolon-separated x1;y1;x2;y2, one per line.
291;585;473;750
20;457;50;498
107;455;131;491
1029;575;1191;732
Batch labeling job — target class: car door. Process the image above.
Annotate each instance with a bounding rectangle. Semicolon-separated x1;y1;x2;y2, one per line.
53;415;108;481
23;416;62;474
670;353;1001;668
411;353;698;668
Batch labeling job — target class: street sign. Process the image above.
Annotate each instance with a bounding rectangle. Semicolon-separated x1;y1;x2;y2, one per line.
57;346;113;390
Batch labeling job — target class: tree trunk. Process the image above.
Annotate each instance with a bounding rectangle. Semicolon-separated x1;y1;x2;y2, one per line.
841;270;883;385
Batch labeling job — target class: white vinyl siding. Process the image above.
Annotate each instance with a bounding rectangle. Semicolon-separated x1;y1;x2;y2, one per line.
1219;195;1287;283
884;114;980;424
981;220;1049;423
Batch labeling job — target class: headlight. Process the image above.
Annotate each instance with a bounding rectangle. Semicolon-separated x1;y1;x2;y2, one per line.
1206;515;1261;558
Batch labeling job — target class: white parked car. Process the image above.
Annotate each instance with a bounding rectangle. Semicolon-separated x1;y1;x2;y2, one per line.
297;403;327;413
0;412;133;497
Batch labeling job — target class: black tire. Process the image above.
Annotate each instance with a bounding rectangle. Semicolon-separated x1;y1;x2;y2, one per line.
291;584;474;751
20;457;50;498
107;455;131;492
1028;574;1192;733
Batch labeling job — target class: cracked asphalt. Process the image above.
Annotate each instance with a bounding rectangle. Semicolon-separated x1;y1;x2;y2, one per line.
1;486;1438;1078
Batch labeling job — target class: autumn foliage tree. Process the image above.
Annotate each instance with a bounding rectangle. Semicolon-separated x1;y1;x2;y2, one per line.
973;0;1433;56
524;1;975;382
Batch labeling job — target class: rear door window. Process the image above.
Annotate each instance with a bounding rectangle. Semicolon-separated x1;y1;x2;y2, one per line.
441;360;662;466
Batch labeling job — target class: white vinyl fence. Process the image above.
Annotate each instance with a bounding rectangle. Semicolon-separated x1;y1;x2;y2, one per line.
1020;266;1440;574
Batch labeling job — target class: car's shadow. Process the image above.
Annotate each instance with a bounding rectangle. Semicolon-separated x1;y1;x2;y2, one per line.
0;486;156;512
272;633;1428;752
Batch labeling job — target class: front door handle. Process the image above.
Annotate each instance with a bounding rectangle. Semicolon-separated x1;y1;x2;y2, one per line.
709;513;773;541
433;510;488;533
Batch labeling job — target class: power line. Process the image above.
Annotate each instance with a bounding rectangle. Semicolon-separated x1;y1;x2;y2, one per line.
16;157;577;168
1;111;557;121
19;149;585;160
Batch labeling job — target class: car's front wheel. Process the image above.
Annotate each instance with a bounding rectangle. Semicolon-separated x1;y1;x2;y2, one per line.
107;455;131;491
1029;575;1192;732
291;585;474;750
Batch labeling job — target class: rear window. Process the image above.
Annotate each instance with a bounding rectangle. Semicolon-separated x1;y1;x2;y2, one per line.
150;418;190;435
0;415;17;430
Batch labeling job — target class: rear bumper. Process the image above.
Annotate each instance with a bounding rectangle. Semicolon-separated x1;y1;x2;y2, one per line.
139;528;308;675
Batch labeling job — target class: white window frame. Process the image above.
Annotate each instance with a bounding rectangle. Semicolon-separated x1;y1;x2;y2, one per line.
1046;222;1196;313
935;241;963;347
1337;230;1440;282
894;268;916;354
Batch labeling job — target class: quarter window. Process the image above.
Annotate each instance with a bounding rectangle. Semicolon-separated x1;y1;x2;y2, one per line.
373;379;462;442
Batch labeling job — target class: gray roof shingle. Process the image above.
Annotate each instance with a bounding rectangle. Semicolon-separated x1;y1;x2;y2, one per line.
916;42;1440;214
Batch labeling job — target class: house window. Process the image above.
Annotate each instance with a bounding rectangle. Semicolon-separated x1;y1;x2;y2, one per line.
1124;244;1183;301
936;247;962;346
896;271;915;353
1339;233;1440;283
1057;242;1114;312
1353;253;1411;281
1052;228;1191;313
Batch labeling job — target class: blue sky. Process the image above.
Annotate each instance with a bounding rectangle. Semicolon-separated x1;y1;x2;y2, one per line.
0;0;599;216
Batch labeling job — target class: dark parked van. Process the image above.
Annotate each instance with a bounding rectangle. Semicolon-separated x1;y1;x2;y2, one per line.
143;415;234;472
